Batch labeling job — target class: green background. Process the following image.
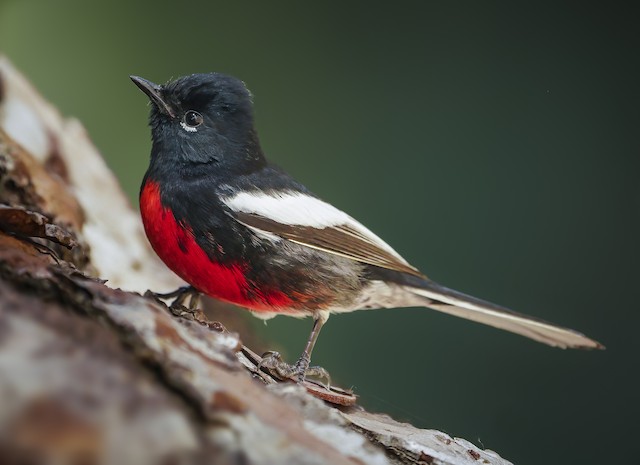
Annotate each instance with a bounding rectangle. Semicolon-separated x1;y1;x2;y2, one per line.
1;2;637;464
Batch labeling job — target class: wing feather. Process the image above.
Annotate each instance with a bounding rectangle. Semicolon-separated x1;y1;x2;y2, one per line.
222;190;423;276
235;211;424;277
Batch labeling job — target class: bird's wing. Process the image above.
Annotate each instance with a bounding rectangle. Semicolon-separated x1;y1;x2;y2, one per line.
222;190;424;277
223;190;604;350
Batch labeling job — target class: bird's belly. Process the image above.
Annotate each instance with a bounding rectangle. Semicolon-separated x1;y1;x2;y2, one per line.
140;181;293;312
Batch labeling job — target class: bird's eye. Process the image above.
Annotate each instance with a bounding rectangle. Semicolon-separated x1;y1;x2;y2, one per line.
183;110;203;128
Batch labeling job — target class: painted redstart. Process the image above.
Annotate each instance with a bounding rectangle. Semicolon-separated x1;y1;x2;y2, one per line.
131;73;603;381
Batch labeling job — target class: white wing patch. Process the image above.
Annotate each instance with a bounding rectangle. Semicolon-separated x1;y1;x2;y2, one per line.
223;190;412;266
224;191;349;227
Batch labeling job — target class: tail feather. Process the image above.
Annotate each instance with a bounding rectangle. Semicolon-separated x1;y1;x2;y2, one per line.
407;280;604;350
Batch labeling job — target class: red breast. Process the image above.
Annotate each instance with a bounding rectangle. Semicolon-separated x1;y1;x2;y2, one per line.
140;180;293;312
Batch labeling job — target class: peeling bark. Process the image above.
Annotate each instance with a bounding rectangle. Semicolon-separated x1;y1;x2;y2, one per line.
0;55;514;465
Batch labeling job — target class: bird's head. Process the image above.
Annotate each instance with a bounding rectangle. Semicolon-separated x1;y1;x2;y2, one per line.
131;73;263;169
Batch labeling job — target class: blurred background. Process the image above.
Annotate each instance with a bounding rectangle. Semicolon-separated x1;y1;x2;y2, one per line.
1;1;637;464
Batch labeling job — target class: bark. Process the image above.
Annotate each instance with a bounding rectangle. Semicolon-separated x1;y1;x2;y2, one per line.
0;55;514;465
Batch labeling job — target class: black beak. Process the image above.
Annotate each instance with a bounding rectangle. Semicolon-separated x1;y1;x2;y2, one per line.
130;75;175;118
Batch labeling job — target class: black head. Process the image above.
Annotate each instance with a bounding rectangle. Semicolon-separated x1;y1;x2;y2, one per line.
131;73;265;171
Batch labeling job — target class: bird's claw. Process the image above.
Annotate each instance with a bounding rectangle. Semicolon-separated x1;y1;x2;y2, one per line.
145;286;201;311
257;351;331;388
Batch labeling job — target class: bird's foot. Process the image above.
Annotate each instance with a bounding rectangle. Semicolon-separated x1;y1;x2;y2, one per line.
257;351;331;388
145;286;201;313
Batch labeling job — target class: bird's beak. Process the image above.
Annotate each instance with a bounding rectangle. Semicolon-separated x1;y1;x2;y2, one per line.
129;75;175;118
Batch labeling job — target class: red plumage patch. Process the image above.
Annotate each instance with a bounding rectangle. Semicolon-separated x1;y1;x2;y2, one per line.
140;180;293;312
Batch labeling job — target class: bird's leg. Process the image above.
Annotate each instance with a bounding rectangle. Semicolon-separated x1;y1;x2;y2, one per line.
257;316;331;386
294;316;325;379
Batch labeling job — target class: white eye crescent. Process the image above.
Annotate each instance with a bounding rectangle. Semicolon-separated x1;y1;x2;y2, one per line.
181;110;203;132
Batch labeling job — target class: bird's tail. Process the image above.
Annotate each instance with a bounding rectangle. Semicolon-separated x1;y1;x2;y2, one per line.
405;280;603;349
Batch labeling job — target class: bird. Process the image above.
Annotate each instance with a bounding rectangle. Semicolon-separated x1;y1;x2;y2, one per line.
130;73;603;382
